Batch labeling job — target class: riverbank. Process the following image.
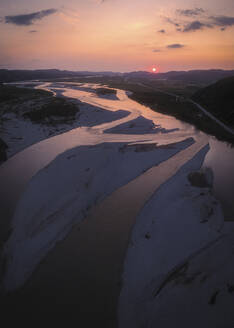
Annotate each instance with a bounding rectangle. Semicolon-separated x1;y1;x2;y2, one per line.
128;91;234;144
119;146;234;327
0;85;79;160
92;78;234;144
0;84;129;160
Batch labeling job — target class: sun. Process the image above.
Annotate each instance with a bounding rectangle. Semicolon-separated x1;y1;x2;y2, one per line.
152;67;157;73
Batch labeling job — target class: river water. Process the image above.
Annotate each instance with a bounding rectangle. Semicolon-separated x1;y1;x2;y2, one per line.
62;83;234;219
1;82;233;226
0;82;234;326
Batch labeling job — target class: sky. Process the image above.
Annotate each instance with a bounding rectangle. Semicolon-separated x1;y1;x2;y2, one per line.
1;0;234;72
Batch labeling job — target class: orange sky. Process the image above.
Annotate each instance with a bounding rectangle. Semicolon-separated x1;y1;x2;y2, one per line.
1;0;234;71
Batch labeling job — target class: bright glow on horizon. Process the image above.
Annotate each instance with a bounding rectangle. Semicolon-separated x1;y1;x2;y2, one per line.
152;67;157;72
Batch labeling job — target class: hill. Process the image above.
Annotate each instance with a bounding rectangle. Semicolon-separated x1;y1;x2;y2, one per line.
192;76;234;128
124;69;234;84
1;68;234;84
0;69;121;83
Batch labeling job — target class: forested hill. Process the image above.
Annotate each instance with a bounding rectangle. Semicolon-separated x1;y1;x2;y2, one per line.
192;76;234;128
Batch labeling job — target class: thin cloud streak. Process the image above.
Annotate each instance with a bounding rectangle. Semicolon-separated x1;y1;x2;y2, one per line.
167;43;184;49
4;9;57;26
210;15;234;27
176;8;205;17
165;17;180;27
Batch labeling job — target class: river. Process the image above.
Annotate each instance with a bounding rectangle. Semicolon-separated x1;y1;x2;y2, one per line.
0;82;234;326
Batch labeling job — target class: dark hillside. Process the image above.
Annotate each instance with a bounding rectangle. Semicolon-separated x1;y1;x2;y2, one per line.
192;76;234;128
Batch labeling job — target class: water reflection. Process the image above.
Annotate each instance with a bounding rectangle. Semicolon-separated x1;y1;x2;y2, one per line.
203;138;234;219
0;81;234;232
46;82;234;219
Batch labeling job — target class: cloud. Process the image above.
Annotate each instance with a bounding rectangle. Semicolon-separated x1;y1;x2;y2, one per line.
4;8;57;26
165;17;180;27
210;15;234;27
29;30;38;33
93;0;109;3
182;16;234;32
183;20;212;32
158;29;165;33
152;49;161;52
165;10;234;34
167;43;184;49
176;8;205;17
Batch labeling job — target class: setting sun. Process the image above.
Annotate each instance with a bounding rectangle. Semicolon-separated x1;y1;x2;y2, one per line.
152;67;157;73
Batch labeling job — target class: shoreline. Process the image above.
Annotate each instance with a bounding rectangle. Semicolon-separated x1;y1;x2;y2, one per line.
2;80;233;164
0;92;129;162
128;91;234;145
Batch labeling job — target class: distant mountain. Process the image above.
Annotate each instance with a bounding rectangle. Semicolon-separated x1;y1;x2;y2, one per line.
192;76;234;127
0;69;76;82
0;69;122;82
124;69;234;84
1;68;234;85
123;71;152;79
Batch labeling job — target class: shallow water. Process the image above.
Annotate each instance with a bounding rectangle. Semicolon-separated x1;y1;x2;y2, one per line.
47;83;234;218
203;138;234;219
0;83;194;231
58;84;234;219
2;82;233;222
1;140;208;327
